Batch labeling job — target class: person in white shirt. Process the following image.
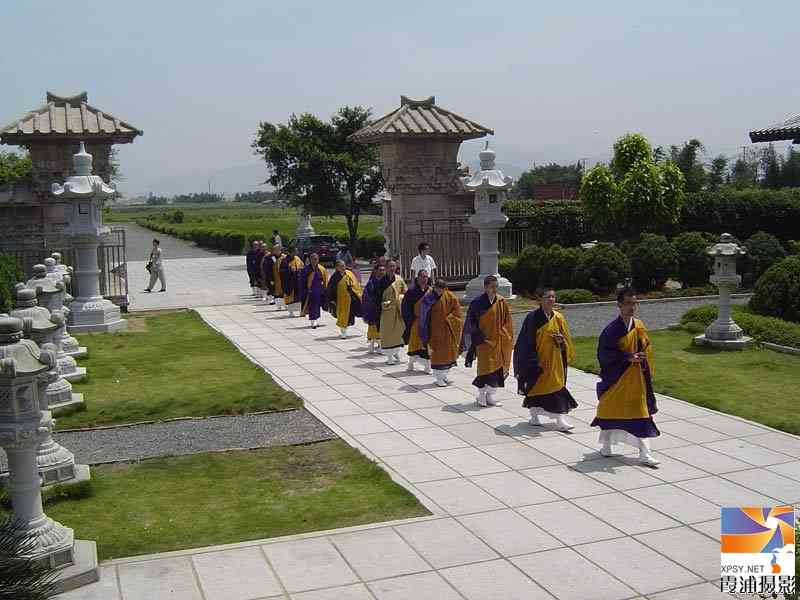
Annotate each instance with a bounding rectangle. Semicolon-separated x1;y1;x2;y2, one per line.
410;242;437;282
144;239;166;293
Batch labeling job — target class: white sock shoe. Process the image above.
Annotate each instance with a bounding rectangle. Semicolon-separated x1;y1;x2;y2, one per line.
556;414;574;432
435;371;448;387
406;357;415;371
529;408;544;426
443;370;452;384
476;388;488;407
423;360;432;375
485;387;502;406
638;439;660;467
339;328;348;339
600;443;614;457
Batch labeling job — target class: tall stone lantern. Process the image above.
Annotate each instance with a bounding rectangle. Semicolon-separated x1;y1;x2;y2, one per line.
27;264;87;359
694;233;753;349
461;143;514;302
51;142;127;334
0;316;98;593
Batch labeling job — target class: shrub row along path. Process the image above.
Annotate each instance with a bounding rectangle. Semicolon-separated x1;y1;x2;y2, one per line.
62;291;800;600
121;222;223;260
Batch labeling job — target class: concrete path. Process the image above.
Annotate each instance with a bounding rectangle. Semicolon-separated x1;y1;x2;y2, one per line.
61;301;800;600
120;223;223;261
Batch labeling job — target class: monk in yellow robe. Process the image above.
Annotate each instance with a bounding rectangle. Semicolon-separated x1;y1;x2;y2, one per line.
327;260;363;338
402;270;432;373
279;246;305;317
462;275;514;407
379;259;407;365
420;279;463;387
362;260;386;354
513;287;578;431
592;287;660;467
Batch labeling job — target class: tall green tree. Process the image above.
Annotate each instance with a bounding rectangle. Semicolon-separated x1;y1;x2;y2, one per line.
253;107;383;247
580;133;685;240
707;155;728;191
729;156;758;189
782;147;800;188
669;139;706;192
760;143;783;189
0;151;32;187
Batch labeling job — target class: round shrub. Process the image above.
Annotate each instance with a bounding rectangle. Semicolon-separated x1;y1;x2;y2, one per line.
574;243;631;294
672;231;712;287
786;240;800;256
498;257;517;283
742;231;786;284
515;245;547;294
683;321;706;335
630;234;678;292
555;288;593;304
542;245;581;290
749;256;800;323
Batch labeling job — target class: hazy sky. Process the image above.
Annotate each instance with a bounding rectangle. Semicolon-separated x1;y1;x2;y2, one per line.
1;1;796;194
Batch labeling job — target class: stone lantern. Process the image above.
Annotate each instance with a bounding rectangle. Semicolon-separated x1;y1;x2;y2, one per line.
51;142;126;334
10;287;83;413
51;252;71;278
295;210;316;239
694;233;753;349
461;143;514;302
0;316;98;593
27;264;87;359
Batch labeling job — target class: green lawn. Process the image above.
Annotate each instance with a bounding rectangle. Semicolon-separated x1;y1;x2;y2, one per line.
60;310;300;429
107;205;382;238
7;441;428;561
571;328;800;435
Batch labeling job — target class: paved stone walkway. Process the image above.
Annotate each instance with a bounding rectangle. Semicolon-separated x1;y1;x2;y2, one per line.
61;303;800;600
121;223;223;261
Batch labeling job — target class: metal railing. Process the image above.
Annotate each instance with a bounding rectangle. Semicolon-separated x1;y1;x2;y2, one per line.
399;218;479;284
0;227;128;311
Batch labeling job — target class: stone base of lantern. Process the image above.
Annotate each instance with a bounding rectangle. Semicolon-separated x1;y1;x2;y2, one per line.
51;539;100;594
63;346;88;359
61;335;88;358
462;275;514;305
67;297;127;334
693;333;754;350
51;392;85;416
63;366;87;383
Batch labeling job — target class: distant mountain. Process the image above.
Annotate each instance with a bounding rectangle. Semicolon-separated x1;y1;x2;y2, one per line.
125;158;528;198
130;162;269;197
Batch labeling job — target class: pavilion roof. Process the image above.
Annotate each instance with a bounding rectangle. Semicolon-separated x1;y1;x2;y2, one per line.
0;91;142;146
749;113;800;144
349;96;493;143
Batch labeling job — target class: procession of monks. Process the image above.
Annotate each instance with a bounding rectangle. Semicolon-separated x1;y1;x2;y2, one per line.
245;242;662;468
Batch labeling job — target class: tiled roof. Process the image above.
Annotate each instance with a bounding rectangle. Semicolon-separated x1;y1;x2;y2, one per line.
350;96;493;143
749;113;800;143
0;92;142;144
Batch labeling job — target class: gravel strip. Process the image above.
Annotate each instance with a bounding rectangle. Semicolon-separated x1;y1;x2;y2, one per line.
0;410;336;469
511;295;750;339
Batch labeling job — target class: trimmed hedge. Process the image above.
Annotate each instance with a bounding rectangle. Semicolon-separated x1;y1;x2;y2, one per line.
681;304;800;349
504;202;592;248
555;288;594;304
0;254;22;313
672;231;713;287
680;188;800;242
742;231;786;284
749;256;800;323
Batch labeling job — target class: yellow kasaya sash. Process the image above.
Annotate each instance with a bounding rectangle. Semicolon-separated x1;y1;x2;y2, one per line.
380;277;407;349
529;311;575;397
476;296;513;377
429;289;463;367
336;270;363;328
596;319;655;420
283;256;304;304
271;254;285;297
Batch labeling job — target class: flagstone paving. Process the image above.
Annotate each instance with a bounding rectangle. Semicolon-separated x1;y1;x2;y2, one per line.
59;301;799;599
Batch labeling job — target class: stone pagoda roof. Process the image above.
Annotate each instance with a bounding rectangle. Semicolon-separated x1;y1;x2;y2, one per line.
749;113;800;144
350;96;493;143
0;91;142;146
